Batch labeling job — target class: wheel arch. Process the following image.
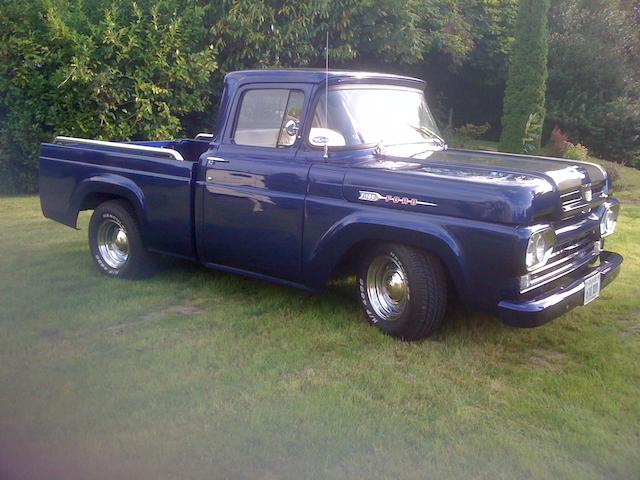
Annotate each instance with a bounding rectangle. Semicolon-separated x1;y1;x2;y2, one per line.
304;219;468;298
69;174;147;230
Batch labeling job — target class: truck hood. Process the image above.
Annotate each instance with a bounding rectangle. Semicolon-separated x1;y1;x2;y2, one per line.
343;148;608;224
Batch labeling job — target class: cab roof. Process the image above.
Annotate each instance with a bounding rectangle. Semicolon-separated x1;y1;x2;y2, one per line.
224;69;425;89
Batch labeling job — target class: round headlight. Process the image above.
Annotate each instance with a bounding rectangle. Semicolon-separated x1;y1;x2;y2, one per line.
600;208;617;237
526;229;556;271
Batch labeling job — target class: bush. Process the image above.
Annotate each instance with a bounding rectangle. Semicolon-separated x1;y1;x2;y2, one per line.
564;143;588;161
0;0;218;193
546;0;640;168
456;122;490;140
544;126;589;161
544;126;571;157
604;162;620;187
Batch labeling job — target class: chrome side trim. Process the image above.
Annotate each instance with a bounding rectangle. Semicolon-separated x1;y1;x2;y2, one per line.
453;149;610;194
53;136;185;162
195;133;214;141
560;183;607;218
521;237;599;294
456;148;609;178
520;252;597;294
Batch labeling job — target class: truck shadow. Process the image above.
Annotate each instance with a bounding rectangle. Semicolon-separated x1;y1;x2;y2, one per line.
153;256;509;342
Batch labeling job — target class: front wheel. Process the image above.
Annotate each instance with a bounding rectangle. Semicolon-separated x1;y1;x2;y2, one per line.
357;244;447;340
88;200;151;278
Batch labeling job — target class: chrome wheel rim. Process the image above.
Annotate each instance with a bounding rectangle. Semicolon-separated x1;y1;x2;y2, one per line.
97;218;129;269
366;255;409;321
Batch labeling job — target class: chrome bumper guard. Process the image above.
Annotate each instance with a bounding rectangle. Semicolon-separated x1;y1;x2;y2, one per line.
498;251;623;328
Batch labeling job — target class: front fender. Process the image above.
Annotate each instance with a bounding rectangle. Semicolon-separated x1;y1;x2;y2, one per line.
304;211;467;296
70;174;147;229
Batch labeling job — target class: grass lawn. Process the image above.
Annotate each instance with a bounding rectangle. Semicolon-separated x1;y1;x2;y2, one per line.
447;134;500;151
1;160;639;480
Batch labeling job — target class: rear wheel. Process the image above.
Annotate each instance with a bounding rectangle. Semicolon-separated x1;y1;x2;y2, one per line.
357;243;447;340
89;200;151;278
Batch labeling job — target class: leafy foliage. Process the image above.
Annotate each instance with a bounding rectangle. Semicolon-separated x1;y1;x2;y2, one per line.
564;143;588;161
0;0;217;192
499;0;551;153
2;0;638;192
546;0;640;167
522;112;544;154
456;122;490;140
212;0;425;70
1;0;523;192
423;0;518;78
544;125;572;158
544;125;588;161
412;0;518;133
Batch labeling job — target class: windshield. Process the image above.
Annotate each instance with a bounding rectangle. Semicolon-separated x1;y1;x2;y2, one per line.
309;86;443;149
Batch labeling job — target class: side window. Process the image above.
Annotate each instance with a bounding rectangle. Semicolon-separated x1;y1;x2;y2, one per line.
233;89;304;148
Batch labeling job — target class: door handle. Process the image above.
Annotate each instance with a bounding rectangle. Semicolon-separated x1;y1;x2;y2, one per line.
206;156;229;167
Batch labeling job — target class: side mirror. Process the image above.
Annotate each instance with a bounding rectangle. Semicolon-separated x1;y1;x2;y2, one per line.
284;119;299;137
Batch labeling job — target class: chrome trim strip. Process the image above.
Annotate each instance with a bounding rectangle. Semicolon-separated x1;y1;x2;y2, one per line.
560;184;605;205
195;133;214;141
560;193;606;218
521;233;599;293
461;148;610;180
531;240;593;276
206;156;228;166
521;251;598;294
53;136;185;161
560;189;581;199
530;246;592;280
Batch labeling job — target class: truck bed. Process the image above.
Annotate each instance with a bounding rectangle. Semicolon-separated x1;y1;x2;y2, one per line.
39;137;210;260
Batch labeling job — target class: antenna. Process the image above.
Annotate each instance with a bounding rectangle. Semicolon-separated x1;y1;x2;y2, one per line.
323;31;329;160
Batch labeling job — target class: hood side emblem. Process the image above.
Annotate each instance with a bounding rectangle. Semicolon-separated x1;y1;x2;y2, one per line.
581;183;592;202
358;191;437;208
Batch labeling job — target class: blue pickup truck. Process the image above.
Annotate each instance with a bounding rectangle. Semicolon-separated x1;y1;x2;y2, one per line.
39;69;623;340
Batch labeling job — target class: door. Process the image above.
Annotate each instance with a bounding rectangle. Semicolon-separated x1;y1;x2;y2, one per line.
200;85;310;281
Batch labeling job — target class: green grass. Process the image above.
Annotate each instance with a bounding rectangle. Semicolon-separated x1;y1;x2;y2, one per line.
1;160;639;479
448;134;500;151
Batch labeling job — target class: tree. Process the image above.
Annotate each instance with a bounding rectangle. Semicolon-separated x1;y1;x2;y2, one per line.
411;0;518;134
499;0;550;153
0;0;547;192
546;0;640;166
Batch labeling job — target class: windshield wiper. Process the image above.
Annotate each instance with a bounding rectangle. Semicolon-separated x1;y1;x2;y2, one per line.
374;124;447;157
374;139;445;158
407;124;447;148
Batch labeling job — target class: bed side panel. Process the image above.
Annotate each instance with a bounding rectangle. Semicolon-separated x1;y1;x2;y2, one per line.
39;143;197;259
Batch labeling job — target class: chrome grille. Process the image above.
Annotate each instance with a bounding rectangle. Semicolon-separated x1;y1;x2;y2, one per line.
560;183;606;217
522;233;599;293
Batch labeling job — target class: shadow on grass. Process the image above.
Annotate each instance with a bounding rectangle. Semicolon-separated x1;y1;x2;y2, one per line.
151;254;509;344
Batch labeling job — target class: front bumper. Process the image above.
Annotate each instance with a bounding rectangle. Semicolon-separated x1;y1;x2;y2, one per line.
498;251;623;328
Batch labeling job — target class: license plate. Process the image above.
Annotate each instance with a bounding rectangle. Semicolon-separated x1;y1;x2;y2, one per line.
584;274;601;305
